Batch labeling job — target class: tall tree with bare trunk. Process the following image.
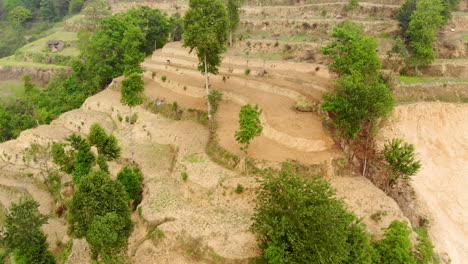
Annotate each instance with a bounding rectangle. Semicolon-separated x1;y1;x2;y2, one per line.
183;0;229;122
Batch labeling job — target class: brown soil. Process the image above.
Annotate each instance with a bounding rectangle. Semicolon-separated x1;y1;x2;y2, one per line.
380;103;468;263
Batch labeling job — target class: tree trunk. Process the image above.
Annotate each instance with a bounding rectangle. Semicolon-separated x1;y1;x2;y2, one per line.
362;123;372;177
129;107;134;164
229;31;233;48
204;55;212;121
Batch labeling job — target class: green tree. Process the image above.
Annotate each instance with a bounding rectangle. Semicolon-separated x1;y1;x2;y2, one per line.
407;0;445;67
322;21;381;78
122;25;145;76
373;220;416;264
383;138;422;184
23;74;36;94
52;133;96;184
39;0;56;21
169;12;184;42
88;123;121;161
86;212;130;260
322;73;394;138
235;104;262;170
68;0;83;15
7;5;32;26
226;0;243;47
121;73;144;163
396;0;417;32
1;199;55;264
183;0;229;121
67;170;133;260
252;163;374;263
322;22;394;138
68;133;96;184
117;166;143;207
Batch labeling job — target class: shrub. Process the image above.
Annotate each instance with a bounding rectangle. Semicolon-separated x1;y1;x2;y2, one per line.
244;68;251;75
252;163;374;263
373;220;416;264
117;166;143;204
235;184;244;194
383;138;422;183
161;75;167;82
181;171;188;181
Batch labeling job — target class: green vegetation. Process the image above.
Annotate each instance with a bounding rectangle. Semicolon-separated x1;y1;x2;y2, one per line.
0;79;24;97
0;7;174;144
181;171;188;181
235;104;263;171
373;220;416;264
322;21;394;138
397;0;459;67
235;184;244;193
207;89;223;118
226;0;244;47
395;76;468;84
347;0;360;10
117;166;144;208
183;0;229;121
1;199;55;264
121;73;145;163
52;124;121;184
68;170;133;261
252;163;374;263
252;162;438;263
383;138;422;184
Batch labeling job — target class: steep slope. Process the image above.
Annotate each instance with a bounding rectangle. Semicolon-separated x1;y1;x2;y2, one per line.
380;103;468;263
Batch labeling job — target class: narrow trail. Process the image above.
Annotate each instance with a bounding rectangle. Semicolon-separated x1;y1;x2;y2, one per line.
142;42;340;164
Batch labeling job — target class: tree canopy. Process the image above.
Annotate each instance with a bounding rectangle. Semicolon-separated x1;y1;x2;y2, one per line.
183;0;229;74
1;199;55;264
322;22;394;138
322;21;381;78
252;163;374;263
67;170;133;259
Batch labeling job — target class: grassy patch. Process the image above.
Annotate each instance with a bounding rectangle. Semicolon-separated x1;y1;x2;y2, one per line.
0;80;24;97
0;56;69;69
395;76;468;84
183;153;204;163
235;51;283;61
18;30;78;53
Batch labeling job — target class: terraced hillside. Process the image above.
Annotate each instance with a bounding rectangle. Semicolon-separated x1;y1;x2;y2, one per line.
0;0;467;262
0;81;409;263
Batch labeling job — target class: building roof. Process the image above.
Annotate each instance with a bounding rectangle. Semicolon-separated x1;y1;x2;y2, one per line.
46;40;62;45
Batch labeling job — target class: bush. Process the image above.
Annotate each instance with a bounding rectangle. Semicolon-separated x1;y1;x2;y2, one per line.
347;0;360;10
383;138;422;183
373;220;416;264
181;171;188;181
244;68;251;75
161;76;167;82
252;163;374;263
235;184;244;194
117;166;143;205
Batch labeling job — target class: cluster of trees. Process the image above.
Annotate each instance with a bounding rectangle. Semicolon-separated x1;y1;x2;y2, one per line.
396;0;460;67
252;162;437;263
1;123;144;263
0;7;175;143
322;21;394;138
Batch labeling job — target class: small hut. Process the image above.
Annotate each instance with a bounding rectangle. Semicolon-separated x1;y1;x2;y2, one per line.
46;40;64;52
